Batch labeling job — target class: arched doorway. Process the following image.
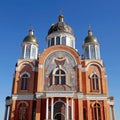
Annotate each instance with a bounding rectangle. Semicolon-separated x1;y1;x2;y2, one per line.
54;101;65;120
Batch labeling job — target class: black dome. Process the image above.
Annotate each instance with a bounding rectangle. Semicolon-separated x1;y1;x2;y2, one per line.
48;15;74;35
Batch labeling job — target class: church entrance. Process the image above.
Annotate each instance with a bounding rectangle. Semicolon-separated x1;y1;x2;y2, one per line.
54;100;65;120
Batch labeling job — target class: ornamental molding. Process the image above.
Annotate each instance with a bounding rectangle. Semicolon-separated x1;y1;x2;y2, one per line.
86;62;103;71
16;61;35;71
83;94;107;100
20;71;30;78
11;93;107;100
46;92;76;98
12;94;34;100
36;92;45;98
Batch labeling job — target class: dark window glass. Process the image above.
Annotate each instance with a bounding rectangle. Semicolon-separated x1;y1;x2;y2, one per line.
54;69;66;85
85;46;89;59
91;74;99;91
55;76;59;85
48;40;51;47
61;76;65;84
51;38;54;46
21;74;28;90
62;37;66;45
56;37;60;45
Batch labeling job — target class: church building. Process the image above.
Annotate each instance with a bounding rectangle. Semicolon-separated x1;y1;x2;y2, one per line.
5;14;115;120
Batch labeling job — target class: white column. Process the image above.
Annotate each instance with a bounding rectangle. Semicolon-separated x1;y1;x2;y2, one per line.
111;105;115;120
46;98;49;120
51;97;54;120
71;98;74;120
66;98;69;120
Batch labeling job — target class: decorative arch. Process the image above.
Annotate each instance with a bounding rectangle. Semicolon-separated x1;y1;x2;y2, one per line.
17;101;29;108
52;67;67;74
54;100;66;120
86;62;103;71
16;62;35;71
20;71;30;78
89;72;100;78
54;99;66;106
91;102;102;120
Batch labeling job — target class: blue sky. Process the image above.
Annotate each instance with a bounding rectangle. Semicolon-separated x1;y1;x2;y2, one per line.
0;0;120;119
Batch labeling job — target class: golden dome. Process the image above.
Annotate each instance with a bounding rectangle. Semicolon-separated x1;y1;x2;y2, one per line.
84;30;98;44
48;15;74;35
23;29;38;44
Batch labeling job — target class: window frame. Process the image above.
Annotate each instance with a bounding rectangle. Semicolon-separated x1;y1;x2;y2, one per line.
90;73;99;91
21;73;29;90
93;103;101;120
53;68;66;85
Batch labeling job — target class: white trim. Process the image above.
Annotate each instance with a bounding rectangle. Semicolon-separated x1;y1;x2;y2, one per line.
12;94;34;100
46;92;76;98
20;71;30;78
52;67;67;74
86;62;103;71
83;94;107;100
89;72;100;78
16;62;35;71
36;92;45;98
12;93;108;101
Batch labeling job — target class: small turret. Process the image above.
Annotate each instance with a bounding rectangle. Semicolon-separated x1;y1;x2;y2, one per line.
82;29;101;60
22;29;39;60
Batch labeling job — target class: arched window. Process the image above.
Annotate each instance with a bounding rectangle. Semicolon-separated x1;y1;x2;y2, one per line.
84;46;89;59
56;36;60;45
51;38;54;46
93;103;101;120
18;103;27;120
31;45;37;59
25;44;31;59
54;69;66;85
21;74;29;90
91;74;99;91
48;39;51;47
62;36;66;45
90;45;95;59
